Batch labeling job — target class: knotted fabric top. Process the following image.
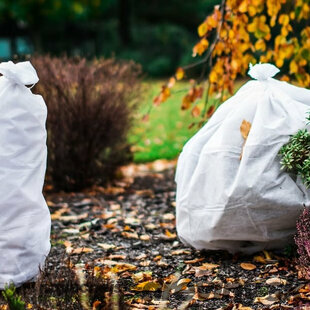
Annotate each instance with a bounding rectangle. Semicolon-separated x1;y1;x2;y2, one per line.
248;63;280;81
0;61;39;86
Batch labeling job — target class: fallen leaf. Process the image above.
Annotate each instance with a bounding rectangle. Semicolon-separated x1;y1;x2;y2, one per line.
254;294;279;306
164;230;177;239
201;263;220;269
184;258;204;264
253;255;266;264
240;119;252;160
139;260;151;267
72;247;93;254
162;213;175;221
140;234;151;241
194;268;212;278
136;253;147;260
240;263;256;270
62;228;80;234
240;119;251;139
59;213;88;222
145;223;156;230
132;271;153;283
176;278;191;290
122;231;139;239
132;280;162;291
196;291;222;300
266;277;287;286
98;243;116;250
171;249;191;255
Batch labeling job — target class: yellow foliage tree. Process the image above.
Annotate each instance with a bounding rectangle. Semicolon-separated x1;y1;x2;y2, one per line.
153;0;310;125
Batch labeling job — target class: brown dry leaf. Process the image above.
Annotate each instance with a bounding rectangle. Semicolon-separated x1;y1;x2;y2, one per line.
240;119;251;139
171;249;191;255
194;268;212;278
191;106;201;118
201;262;220;269
140;234;151;241
176;278;192;290
98;243;116;250
266;277;288;286
122;231;139;239
124;217;141;225
184;257;204;264
72;247;93;254
132;280;162;292
51;207;68;220
240;263;256;270
240;119;252;160
196;291;222;300
136;253;147;260
254;294;279;306
132;271;153;283
162;213;175;221
139;260;151;267
145;223;156;230
157;260;169;267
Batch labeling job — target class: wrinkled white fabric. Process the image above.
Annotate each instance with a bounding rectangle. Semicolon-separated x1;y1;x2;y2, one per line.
0;61;50;288
175;63;310;254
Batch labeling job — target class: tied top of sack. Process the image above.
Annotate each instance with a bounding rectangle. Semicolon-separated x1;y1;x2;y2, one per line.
248;63;280;81
0;61;39;86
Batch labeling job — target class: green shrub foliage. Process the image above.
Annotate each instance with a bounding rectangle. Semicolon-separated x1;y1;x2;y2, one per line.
32;56;142;191
279;128;310;188
2;283;25;310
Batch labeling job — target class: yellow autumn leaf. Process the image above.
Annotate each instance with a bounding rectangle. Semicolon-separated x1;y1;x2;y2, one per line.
198;21;208;37
176;67;185;80
132;280;162;291
240;120;251;140
279;14;290;26
254;39;266;51
240;263;257;270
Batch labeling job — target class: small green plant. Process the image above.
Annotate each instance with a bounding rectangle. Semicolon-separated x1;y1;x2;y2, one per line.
2;283;25;310
279;128;310;187
258;286;268;297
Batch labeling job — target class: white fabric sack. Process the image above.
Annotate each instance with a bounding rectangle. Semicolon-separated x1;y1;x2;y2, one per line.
176;63;310;254
0;61;50;288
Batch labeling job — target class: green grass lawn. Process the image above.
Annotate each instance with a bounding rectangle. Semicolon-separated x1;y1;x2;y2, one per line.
129;79;245;163
130;80;204;162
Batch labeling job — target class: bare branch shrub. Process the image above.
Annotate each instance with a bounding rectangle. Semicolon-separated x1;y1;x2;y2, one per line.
32;55;142;191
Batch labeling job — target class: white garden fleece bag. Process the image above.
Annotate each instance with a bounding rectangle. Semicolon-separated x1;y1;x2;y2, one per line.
176;63;310;254
0;61;50;288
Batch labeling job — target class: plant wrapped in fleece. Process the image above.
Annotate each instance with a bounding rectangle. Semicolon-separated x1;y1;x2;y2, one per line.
295;207;310;277
32;56;142;191
279;128;310;188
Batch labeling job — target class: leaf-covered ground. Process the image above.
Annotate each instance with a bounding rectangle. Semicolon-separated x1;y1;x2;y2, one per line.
1;161;310;309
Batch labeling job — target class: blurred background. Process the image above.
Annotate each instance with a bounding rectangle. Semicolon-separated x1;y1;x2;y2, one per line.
0;0;219;77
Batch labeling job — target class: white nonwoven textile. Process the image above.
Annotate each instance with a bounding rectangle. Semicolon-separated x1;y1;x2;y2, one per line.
175;63;310;254
0;61;51;288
